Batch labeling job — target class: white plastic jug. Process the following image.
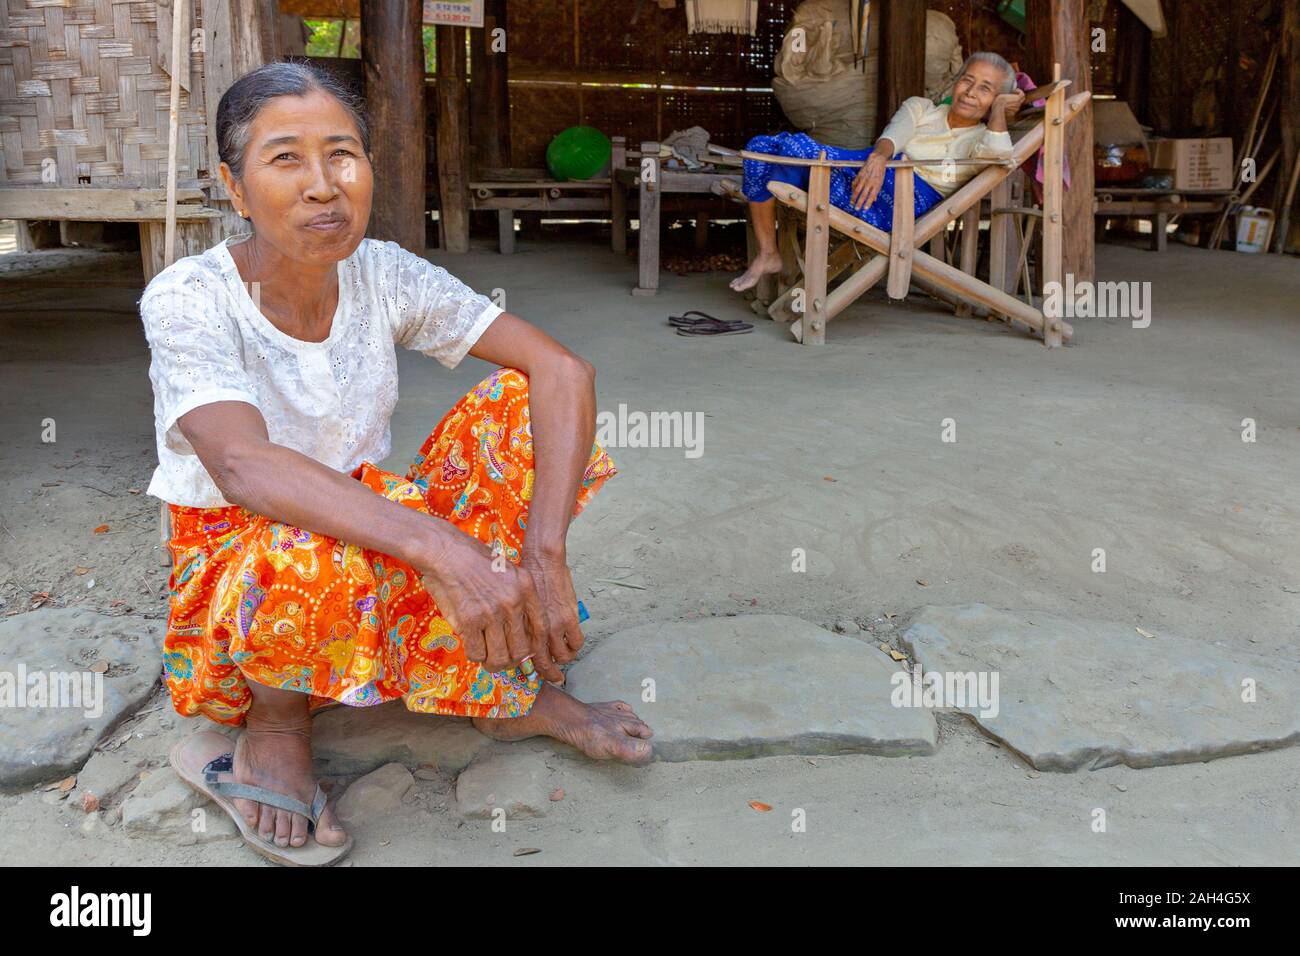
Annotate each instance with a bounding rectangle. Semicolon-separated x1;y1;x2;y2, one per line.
1235;207;1274;254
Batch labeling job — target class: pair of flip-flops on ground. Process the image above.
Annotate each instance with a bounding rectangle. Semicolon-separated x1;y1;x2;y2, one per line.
670;310;753;335
171;731;352;866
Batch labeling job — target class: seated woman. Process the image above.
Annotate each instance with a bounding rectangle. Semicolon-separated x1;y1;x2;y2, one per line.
144;62;651;865
731;51;1025;292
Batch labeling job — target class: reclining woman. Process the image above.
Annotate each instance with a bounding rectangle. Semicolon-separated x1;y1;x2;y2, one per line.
730;51;1025;292
144;62;652;866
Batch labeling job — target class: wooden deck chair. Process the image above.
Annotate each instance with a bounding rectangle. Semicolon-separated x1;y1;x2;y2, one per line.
722;76;1092;347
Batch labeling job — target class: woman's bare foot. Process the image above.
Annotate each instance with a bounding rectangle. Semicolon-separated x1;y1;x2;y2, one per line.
473;683;654;764
233;700;348;849
729;250;783;292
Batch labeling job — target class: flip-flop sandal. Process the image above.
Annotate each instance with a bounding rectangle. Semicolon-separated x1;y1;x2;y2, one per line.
669;310;725;324
669;312;751;332
676;322;753;335
169;731;353;867
670;320;752;333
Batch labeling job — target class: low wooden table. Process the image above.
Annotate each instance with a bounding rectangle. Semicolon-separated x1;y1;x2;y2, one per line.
1094;186;1233;251
468;168;611;254
611;139;742;295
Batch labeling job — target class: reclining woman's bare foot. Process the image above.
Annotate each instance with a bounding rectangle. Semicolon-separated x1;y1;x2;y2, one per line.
232;716;348;850
729;250;783;292
473;683;654;764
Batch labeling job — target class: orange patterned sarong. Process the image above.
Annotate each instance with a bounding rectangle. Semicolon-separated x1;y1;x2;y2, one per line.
162;367;617;727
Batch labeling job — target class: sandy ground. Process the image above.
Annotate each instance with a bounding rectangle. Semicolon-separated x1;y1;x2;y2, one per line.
1;225;1298;865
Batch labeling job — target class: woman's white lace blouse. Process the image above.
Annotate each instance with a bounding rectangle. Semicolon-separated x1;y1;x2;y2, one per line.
139;236;502;507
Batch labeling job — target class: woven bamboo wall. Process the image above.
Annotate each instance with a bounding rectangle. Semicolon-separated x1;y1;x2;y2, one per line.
0;0;211;189
505;0;797;168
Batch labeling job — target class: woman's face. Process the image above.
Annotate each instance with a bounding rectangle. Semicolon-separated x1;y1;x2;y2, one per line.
223;88;373;267
950;61;1008;122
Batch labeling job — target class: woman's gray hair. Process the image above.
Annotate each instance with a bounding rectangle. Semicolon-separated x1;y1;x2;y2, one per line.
958;51;1018;94
217;61;370;180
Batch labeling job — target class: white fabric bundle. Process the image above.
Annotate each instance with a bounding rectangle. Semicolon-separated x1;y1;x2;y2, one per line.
685;0;760;35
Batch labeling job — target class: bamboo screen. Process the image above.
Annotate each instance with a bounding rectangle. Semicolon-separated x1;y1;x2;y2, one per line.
0;0;213;189
504;0;797;167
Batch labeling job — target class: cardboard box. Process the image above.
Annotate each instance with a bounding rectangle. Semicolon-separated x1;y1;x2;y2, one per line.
1148;137;1234;191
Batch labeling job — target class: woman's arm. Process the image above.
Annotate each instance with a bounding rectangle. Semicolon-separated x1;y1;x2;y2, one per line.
463;312;597;671
851;96;928;210
178;399;555;682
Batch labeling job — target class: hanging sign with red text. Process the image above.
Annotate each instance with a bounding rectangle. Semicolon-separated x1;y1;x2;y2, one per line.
423;0;484;28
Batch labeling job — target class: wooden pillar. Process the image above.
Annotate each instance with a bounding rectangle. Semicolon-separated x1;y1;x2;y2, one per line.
1277;0;1300;253
611;136;628;254
254;0;281;61
361;0;426;251
435;24;471;253
469;0;510;173
1027;0;1095;285
633;140;661;295
1041;76;1066;347
878;0;927;124
1114;4;1149;124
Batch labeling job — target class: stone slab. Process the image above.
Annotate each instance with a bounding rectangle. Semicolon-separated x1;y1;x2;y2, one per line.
901;604;1300;771
0;608;162;790
566;614;937;762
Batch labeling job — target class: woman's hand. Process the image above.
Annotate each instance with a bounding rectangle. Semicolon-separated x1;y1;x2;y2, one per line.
851;150;890;211
520;551;584;677
414;529;563;683
989;89;1026;130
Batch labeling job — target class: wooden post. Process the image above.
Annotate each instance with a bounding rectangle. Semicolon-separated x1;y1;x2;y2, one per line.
633;141;660;295
1277;0;1300;252
361;0;426;252
802;156;832;345
470;0;510;173
887;166;915;299
955;204;980;316
1027;0;1094;285
989;173;1023;292
1041;69;1066;347
694;213;710;251
432;24;470;253
1114;3;1150;123
878;0;927;123
611;136;628;253
497;209;515;254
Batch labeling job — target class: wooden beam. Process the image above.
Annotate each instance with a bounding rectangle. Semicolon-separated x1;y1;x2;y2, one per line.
469;0;510;173
878;0;927;123
362;0;427;252
434;23;470;253
1027;0;1095;285
0;188;215;221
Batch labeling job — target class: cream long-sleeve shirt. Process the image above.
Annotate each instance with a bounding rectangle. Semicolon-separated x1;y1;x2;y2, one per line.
878;96;1013;196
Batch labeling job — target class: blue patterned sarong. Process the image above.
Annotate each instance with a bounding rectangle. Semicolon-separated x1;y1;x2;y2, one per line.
742;132;943;232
